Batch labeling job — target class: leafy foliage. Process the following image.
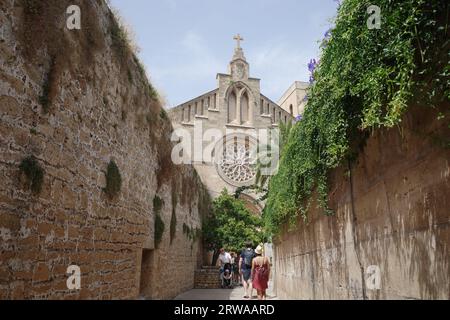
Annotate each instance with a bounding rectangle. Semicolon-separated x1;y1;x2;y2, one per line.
19;156;44;194
170;190;178;245
103;160;122;199
155;213;165;248
264;0;449;234
39;57;56;114
153;195;165;247
153;195;164;214
170;207;177;244
203;189;265;254
234;120;294;202
183;223;201;242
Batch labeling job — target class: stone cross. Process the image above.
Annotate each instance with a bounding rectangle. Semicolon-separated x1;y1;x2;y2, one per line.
233;34;244;49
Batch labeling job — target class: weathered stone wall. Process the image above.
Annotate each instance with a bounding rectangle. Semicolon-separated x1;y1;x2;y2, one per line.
194;266;221;289
0;0;209;299
273;104;450;300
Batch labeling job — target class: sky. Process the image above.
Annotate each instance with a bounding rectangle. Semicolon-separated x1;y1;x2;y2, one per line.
109;0;339;108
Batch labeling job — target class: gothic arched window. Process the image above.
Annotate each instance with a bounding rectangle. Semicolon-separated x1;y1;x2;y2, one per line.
228;90;237;123
289;104;293;115
241;91;249;123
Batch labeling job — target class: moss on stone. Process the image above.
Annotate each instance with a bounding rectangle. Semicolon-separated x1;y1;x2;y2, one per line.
103;160;122;199
19;156;44;194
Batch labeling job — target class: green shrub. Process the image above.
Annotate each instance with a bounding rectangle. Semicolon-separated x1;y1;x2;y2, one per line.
153;195;165;247
39;58;55;113
109;18;129;59
153;195;164;213
19;156;44;194
103;160;122;199
155;213;165;248
170;207;177;244
264;0;449;234
160;109;168;120
146;84;158;101
170;187;178;245
23;0;43;15
203;189;264;252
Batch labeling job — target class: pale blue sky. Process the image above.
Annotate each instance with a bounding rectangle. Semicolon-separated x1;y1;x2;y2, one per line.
109;0;338;107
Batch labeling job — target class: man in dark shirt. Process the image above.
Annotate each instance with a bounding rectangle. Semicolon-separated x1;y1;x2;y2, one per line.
239;241;255;299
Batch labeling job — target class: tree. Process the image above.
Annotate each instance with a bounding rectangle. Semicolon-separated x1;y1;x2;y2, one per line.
202;189;265;266
234;119;294;202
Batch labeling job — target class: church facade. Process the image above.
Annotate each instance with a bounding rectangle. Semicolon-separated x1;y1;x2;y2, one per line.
168;36;301;212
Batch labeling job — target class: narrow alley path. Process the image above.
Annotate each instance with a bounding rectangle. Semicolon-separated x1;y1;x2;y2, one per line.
174;282;278;300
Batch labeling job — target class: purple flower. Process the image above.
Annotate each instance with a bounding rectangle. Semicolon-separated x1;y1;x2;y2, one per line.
302;94;309;102
294;115;303;122
308;59;317;73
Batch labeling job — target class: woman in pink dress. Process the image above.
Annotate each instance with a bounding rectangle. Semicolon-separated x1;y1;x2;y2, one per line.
251;245;271;300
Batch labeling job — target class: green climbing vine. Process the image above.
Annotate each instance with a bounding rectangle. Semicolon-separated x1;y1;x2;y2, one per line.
19;156;44;194
264;0;449;235
103;160;122;199
153;195;165;248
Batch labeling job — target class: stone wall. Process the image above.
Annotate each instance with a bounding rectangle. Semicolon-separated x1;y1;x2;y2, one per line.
273;103;450;300
0;0;210;300
194;266;221;289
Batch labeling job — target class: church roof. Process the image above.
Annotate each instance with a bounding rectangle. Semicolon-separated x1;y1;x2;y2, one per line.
171;88;219;110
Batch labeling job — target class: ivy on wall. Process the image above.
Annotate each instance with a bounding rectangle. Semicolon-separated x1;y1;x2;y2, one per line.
264;0;449;234
153;195;165;248
103;160;122;199
19;156;44;194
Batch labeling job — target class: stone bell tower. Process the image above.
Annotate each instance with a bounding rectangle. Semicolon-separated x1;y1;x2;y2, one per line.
229;34;249;82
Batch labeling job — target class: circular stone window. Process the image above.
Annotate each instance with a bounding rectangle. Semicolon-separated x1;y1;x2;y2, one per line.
214;133;258;187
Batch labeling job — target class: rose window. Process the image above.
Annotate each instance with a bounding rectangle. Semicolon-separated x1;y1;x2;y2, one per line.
215;134;258;187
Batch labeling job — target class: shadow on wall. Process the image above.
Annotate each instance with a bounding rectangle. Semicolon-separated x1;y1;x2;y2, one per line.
273;104;450;300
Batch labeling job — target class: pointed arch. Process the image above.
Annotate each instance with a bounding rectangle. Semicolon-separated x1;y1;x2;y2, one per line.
228;90;237;123
240;90;249;124
225;82;255;125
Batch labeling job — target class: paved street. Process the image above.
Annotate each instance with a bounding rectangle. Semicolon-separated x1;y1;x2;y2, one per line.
174;282;278;300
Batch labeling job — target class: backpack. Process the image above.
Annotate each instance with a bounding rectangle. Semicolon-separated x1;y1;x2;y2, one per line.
242;249;254;268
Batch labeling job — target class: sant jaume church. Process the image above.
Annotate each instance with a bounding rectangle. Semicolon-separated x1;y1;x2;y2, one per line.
169;35;308;214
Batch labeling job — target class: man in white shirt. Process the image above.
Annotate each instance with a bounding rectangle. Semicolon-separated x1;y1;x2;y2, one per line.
218;248;232;276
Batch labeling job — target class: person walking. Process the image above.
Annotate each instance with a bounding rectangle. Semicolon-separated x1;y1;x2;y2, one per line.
239;241;255;299
251;245;270;300
230;252;239;286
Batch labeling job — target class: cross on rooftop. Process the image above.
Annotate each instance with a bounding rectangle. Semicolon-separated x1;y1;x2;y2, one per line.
233;34;244;49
